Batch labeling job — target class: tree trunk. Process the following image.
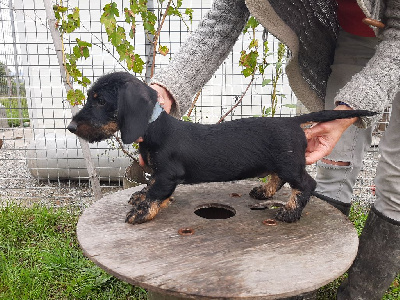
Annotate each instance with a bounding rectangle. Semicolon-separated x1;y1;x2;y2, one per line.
43;0;102;201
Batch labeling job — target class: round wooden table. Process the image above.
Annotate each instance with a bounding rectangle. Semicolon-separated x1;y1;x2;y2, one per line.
77;180;359;299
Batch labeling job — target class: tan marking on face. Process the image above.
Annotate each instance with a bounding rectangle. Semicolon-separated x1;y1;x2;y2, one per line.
74;123;93;137
101;121;119;135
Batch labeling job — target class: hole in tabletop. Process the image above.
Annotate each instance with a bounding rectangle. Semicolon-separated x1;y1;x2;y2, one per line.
178;228;195;236
194;203;236;219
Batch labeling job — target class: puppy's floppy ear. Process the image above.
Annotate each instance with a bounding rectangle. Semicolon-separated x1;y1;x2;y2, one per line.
117;80;158;144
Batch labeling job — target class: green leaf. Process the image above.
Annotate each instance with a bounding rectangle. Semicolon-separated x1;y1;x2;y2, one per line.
249;39;258;49
167;5;183;18
181;116;192;122
70;67;82;80
67;89;85;106
243;16;259;33
71;8;80;22
53;5;67;20
126;53;144;73
263;41;269;51
185;8;193;22
143;21;155;35
258;64;264;75
82;47;90;58
129;24;136;39
142;10;157;34
108;25;126;45
53;5;68;14
81;77;91;87
283;104;297;109
62;8;81;33
103;2;119;18
100;3;118;33
124;8;135;24
242;68;254;77
263;107;272;117
239;50;258;69
262;79;272;87
76;39;92;48
158;45;169;56
72;46;82;59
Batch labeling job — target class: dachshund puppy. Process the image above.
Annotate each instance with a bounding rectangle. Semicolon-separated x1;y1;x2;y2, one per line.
67;72;375;224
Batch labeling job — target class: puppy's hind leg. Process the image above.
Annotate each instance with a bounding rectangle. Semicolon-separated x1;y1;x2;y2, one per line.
250;173;285;200
275;171;316;223
126;175;177;224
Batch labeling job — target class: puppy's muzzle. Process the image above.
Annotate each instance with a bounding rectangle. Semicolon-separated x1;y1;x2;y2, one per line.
67;121;78;133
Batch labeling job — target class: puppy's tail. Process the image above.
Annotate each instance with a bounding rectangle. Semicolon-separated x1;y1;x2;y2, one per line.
294;110;376;124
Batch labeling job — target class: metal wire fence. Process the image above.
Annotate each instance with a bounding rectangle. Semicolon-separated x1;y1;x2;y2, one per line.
0;0;387;207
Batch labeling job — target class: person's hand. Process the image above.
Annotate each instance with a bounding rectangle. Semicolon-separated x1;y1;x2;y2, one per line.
150;84;174;114
137;84;175;167
304;105;358;165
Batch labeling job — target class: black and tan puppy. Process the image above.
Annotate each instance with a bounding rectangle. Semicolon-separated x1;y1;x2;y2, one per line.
67;72;375;224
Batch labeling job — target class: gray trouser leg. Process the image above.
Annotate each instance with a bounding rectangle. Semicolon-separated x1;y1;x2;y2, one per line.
374;92;400;222
339;74;400;300
315;125;372;204
315;30;376;204
337;62;400;300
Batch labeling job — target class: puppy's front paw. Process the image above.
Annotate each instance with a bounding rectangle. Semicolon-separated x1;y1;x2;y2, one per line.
275;207;301;223
125;200;160;224
249;185;273;200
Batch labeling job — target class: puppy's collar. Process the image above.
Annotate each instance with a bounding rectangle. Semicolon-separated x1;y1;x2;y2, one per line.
149;102;164;123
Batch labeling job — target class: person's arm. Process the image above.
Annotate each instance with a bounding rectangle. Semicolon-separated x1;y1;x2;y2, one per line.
304;0;400;165
150;0;250;118
333;0;400;128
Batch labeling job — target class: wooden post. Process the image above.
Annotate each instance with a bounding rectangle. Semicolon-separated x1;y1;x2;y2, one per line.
8;0;23;126
42;0;102;201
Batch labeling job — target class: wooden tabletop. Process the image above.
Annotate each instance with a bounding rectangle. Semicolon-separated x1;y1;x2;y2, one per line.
77;180;359;299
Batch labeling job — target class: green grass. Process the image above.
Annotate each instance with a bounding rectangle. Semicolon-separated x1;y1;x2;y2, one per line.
0;204;147;299
0;202;398;300
0;97;30;127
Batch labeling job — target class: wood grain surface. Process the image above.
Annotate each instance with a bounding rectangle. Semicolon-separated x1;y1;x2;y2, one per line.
77;180;359;299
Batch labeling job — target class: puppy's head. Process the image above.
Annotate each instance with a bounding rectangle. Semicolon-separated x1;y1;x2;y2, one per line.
67;72;158;144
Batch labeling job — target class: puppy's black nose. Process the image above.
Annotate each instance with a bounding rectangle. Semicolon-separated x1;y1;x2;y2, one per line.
67;121;78;133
